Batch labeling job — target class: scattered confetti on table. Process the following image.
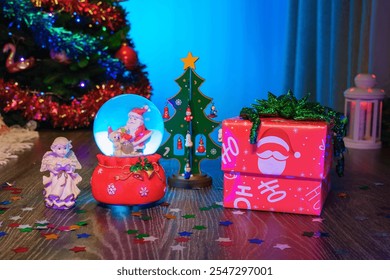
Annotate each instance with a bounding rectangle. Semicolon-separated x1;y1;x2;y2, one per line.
69;246;86;253
126;229;139;235
164;213;176;219
171;244;186;251
77;233;91;239
178;231;193;237
192;225;207;230
273;243;291;250
182;214;196;219
312;218;324;223
219;220;233;226
248;238;264;245
143;236;158;242
174;237;190;243
12;247;29;253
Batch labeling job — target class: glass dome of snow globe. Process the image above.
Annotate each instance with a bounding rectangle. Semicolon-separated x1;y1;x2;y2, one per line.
93;94;164;157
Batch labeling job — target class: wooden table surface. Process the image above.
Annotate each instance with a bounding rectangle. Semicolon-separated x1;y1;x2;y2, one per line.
0;129;389;260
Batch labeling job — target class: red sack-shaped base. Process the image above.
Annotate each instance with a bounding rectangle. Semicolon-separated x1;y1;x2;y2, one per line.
91;154;167;205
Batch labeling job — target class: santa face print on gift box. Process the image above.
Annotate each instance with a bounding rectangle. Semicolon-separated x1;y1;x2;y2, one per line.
256;128;301;175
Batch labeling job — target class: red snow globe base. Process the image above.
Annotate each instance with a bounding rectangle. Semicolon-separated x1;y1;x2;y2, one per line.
91;154;166;206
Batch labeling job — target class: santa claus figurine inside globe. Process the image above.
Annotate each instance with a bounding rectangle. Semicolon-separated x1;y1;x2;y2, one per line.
91;94;166;207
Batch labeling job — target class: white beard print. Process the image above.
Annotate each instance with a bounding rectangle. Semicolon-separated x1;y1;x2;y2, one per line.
257;157;287;175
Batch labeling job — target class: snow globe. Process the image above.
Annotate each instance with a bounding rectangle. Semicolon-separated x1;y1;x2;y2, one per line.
90;94;166;206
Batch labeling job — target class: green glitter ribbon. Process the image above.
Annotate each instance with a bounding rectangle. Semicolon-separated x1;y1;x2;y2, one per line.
239;90;348;177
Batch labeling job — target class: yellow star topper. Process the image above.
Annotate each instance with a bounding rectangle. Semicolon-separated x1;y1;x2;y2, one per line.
181;52;199;69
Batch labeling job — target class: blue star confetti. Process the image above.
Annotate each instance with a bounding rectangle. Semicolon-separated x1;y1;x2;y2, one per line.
77;233;91;239
0;231;7;238
219;220;233;226
178;231;193;237
248;238;264;245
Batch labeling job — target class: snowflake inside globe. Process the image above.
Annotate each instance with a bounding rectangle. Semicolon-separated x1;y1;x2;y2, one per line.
93;94;164;157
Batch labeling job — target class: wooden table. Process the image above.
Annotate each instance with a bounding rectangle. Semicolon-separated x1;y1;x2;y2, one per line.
0;129;389;260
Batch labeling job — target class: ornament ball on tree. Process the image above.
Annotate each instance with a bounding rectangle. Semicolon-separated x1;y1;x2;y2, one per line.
115;43;138;70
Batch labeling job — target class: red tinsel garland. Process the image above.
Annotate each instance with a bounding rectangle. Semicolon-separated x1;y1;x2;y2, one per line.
0;79;151;129
31;0;126;31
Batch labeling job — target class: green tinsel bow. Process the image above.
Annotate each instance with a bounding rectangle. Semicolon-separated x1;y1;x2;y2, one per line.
239;90;348;177
130;158;154;173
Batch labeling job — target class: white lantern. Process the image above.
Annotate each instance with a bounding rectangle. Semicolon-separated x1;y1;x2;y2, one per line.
344;73;385;149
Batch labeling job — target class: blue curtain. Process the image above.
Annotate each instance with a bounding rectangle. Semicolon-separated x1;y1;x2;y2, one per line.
283;0;390;112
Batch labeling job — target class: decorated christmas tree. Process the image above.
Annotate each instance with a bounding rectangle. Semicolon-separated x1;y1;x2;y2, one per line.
0;0;151;129
157;52;221;188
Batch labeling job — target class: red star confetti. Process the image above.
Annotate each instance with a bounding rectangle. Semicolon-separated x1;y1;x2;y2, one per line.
219;241;234;247
174;237;190;243
182;214;195;219
8;223;20;228
12;247;29;253
69;246;86;253
57;226;72;231
133;238;147;244
164;213;176;219
273;243;291;250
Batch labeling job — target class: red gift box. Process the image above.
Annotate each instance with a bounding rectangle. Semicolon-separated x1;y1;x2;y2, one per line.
221;117;333;215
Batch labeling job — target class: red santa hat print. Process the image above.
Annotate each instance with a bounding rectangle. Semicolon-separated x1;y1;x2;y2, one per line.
129;105;149;118
256;128;301;160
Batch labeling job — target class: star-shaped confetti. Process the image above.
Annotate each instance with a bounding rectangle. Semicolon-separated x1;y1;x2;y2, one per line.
0;208;8;214
9;215;22;221
182;214;195;219
164;213;176;219
12;247;29;253
181;52;199;69
273;243;291;250
76;221;88;227
192;225;207;230
0;200;11;205
174;237;190;243
0;231;7;237
219;241;234;247
359;185;370;190
374;182;384;186
36;219;50;225
169;208;181;213
18;224;32;229
232;210;245;215
219;220;233;226
312;217;324;223
215;237;232;242
43;233;59;240
8;223;20;228
19;227;33;233
131;212;143;217
126;229;139;235
135;233;149;239
75;209;87;214
10;196;22;201
140;215;152;221
248;238;264;245
199;206;212;211
77;233;91;239
21;207;34;211
133;238;147;244
171;244;186;251
69;246;86;253
143;236;158;242
57;226;71;232
69;225;81;231
178;231;193;237
337;192;348;198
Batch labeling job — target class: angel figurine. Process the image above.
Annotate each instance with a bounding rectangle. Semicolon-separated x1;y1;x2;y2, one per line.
40;137;82;209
